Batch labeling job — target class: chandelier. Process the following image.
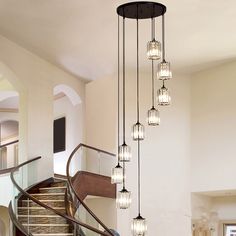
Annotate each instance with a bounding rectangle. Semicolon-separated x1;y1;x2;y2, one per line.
111;2;172;235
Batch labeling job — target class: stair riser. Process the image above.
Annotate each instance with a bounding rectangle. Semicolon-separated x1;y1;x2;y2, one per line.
31;195;64;200
23;226;71;234
50;182;67;187
21;201;65;208
39;189;66;194
19;217;67;224
18;208;66;215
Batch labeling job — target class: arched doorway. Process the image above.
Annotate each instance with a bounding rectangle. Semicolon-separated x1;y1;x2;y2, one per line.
0;120;19;169
53;84;83;175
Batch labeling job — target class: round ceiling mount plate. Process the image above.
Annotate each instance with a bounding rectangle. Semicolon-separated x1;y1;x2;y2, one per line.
117;1;166;19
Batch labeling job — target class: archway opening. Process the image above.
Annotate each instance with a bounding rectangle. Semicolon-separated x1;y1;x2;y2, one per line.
0;78;19;171
53;84;83;175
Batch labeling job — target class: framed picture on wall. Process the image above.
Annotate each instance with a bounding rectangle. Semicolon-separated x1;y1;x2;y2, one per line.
53;117;66;153
223;224;236;236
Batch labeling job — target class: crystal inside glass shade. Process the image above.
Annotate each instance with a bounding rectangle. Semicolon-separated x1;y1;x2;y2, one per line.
116;188;131;209
111;163;123;184
147;40;161;60
131;215;147;236
118;143;131;162
157;61;172;80
157;85;171;106
132;122;145;141
147;107;160;126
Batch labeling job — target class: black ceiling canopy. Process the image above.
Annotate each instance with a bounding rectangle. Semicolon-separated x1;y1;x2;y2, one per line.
117;1;166;19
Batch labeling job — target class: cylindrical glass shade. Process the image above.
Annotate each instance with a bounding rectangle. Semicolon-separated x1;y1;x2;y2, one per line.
132;122;145;141
116;188;131;209
111;163;123;184
131;215;147;236
157;61;172;79
147;107;160;126
157;86;171;106
118;143;131;162
147;40;161;60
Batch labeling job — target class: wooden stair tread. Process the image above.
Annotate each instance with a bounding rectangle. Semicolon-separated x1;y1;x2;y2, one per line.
39;187;66;190
18;215;63;218
22;224;69;226
22;200;64;202
31;193;65;196
18;207;65;209
32;234;73;236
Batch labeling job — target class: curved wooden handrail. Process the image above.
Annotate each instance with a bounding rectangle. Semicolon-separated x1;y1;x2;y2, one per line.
66;143;115;236
10;156;111;236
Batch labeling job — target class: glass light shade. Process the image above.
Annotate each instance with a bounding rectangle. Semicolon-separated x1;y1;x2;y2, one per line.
147;40;161;60
118;143;131;162
131;215;147;236
111;163;123;184
147;107;160;126
116;188;131;209
157;86;171;106
157;61;172;79
132;122;145;141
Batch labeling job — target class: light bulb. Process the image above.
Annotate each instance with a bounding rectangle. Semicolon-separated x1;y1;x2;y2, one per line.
111;163;124;184
118;143;131;162
157;84;171;106
116;188;131;209
131;215;147;236
132;122;145;141
147;40;161;60
147;107;160;126
157;61;172;80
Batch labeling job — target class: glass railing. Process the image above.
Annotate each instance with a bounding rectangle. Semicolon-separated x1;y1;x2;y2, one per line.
66;143;116;236
0;140;18;173
10;156;112;236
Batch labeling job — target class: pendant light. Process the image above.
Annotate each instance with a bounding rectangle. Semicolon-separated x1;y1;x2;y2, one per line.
119;16;131;162
157;80;171;106
147;18;161;60
157;14;172;80
132;11;145;142
116;16;131;210
131;13;147;236
111;16;124;185
148;60;160;126
115;1;172;229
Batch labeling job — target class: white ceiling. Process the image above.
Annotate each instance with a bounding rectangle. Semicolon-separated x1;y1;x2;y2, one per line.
0;0;236;80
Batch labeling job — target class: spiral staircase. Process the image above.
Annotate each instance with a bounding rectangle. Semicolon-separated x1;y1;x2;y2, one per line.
8;144;119;236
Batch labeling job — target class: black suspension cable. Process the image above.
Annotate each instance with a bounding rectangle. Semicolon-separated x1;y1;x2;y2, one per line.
123;16;126;143
122;16;126;189
162;14;165;61
136;8;141;215
151;17;155;41
152;59;154;107
117;15;120;158
137;18;139;123
138;139;141;214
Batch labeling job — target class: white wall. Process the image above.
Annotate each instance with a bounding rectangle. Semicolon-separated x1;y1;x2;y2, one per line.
85;72;192;236
191;61;236;192
53;96;83;175
0;34;85;183
0;174;14;207
85;197;117;230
